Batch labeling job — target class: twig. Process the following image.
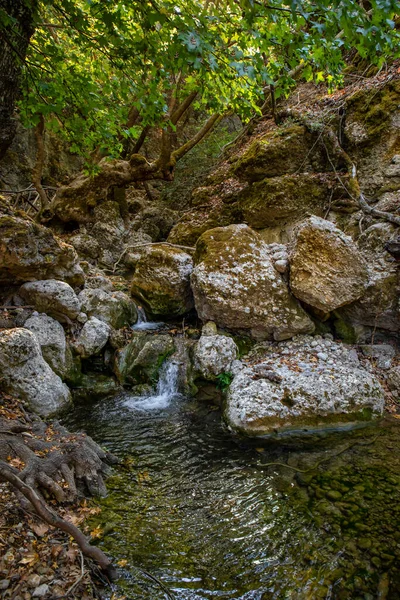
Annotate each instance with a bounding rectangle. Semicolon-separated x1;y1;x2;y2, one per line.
59;549;86;599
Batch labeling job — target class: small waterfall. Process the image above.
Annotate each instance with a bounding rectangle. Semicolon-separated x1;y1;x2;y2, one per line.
131;306;163;331
124;360;180;411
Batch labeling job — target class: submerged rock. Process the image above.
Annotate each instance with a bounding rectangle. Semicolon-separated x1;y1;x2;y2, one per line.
191;224;314;340
19;279;81;323
131;244;194;317
289;216;369;312
193;325;238;380
78;288;137;329
74;316;110;359
24;313;67;376
224;336;384;439
0;328;71;416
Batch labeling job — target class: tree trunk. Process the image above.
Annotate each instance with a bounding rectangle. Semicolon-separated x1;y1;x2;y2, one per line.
0;0;38;159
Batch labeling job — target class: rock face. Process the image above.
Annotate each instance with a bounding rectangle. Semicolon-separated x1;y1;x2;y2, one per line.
225;336;384;438
0;328;71;416
24;313;67;376
289;216;369;312
19;280;81;323
78;288;137;329
131;244;194;317
193;324;238;380
336;223;400;333
0;199;84;286
74;317;110;359
191;224;314;340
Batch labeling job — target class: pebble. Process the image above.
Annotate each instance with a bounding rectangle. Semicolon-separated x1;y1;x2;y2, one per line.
33;584;49;598
317;352;328;361
0;580;10;590
310;341;318;348
27;574;41;588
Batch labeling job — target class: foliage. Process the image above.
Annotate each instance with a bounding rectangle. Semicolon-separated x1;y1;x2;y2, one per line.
1;0;399;165
216;371;234;391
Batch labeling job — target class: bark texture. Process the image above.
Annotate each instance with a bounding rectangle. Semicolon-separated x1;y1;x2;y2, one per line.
0;0;38;158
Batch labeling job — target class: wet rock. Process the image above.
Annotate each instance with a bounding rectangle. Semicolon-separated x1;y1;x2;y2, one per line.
193;327;238;380
115;333;175;386
74;316;110;359
24;313;67;376
191;224;314;341
289;216;369;312
360;344;395;370
0;199;84;286
0;328;71;416
131;244;194;317
224;335;384;438
71;373;120;401
19;280;81;323
78;288;137;329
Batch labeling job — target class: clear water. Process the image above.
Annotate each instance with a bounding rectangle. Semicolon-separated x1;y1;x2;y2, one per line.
65;372;400;600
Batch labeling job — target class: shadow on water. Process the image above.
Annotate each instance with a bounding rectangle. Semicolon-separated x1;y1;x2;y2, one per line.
64;381;400;600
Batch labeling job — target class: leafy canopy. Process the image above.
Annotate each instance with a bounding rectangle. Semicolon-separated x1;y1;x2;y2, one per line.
3;0;399;162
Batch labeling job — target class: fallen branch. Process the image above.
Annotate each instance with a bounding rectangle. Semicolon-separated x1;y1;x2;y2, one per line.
0;460;116;579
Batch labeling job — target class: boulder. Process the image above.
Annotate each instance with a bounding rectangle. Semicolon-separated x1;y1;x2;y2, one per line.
114;333;175;386
74;317;110;359
68;233;101;260
24;313;67;376
193;324;238;380
19;280;81;323
336;223;400;333
78;288;137;329
387;366;400;398
0;200;84;286
191;224;314;340
131;244;194;317
0;328;71;416
225;335;384;439
289;216;369;312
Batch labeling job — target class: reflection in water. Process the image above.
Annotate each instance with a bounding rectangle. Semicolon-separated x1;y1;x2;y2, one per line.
65;387;400;600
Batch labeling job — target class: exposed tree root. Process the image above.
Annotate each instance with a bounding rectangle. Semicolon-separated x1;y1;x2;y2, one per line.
0;404;119;578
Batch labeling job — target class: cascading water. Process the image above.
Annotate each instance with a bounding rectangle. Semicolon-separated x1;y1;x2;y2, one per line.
132;306;163;331
124;359;180;411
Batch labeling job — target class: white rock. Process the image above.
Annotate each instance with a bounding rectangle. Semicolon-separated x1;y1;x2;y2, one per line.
0;328;71;416
24;313;67;376
32;584;49;597
75;317;110;359
19;279;81;322
194;333;238;379
225;335;384;438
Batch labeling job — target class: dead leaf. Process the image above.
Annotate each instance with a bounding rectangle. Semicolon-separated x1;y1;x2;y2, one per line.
31;522;49;537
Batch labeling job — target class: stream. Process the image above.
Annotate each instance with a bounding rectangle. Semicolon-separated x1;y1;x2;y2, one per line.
65;361;400;600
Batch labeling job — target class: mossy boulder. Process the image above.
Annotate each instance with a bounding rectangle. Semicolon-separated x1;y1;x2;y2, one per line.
289;216;369;312
230;124;327;182
114;333;175;386
238;173;330;229
78;288;137;329
131;244;194;317
191;224;314;340
0;202;84;286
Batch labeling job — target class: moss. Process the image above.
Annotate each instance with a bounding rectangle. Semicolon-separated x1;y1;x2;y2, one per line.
346;80;400;142
332;317;358;344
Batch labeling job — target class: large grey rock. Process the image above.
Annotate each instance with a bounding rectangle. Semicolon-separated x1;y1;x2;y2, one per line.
68;233;101;260
131;244;194;317
337;223;400;332
224;336;384;439
0;328;71;416
78;288;137;329
19;279;81;323
74;317;110;359
0;199;84;286
191;224;314;341
194;327;238;380
289;217;369;312
24;313;67;376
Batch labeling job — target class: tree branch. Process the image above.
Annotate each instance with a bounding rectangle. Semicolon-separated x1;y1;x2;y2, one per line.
170;90;198;125
172;113;223;162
